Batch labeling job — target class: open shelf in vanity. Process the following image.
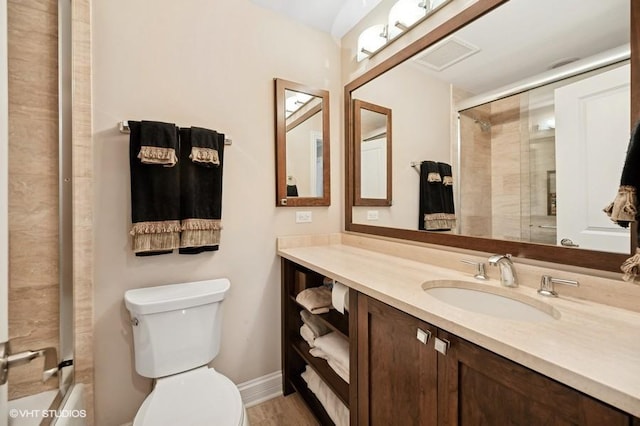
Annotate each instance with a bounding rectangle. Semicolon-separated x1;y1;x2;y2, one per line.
281;258;355;425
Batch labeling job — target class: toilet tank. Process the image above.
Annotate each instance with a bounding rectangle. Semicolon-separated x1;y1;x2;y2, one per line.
124;278;231;378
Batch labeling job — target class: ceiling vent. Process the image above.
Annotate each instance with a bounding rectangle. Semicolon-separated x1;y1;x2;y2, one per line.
414;37;480;71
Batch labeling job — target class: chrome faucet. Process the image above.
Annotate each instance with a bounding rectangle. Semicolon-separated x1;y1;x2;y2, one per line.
488;254;518;287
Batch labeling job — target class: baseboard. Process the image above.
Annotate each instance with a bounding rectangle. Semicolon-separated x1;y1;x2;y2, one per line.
237;370;283;408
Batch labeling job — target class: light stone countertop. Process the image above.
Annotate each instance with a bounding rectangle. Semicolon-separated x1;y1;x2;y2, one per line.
277;235;640;417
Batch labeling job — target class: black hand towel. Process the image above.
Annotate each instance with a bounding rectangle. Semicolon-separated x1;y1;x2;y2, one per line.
138;120;179;167
438;162;456;226
129;121;181;255
179;127;225;254
189;126;221;166
419;161;456;231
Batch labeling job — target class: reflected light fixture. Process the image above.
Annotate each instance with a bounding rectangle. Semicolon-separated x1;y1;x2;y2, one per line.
357;24;389;62
388;0;429;39
285;92;313;117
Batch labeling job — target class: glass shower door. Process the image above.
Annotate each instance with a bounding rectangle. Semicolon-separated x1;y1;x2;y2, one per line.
1;0;9;422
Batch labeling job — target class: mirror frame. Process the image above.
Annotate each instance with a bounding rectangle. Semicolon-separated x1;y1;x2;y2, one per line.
275;78;330;207
354;99;393;206
345;0;639;272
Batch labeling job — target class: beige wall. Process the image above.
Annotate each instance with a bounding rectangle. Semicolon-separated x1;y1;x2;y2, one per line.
91;1;341;425
351;63;451;229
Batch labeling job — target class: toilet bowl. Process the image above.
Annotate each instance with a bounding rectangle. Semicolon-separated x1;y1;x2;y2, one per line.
124;279;249;426
134;367;248;426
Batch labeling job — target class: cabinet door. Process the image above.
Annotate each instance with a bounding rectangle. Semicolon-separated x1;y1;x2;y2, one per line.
437;331;631;426
357;295;438;425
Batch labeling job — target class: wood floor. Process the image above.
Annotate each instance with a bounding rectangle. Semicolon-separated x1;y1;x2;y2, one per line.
247;393;319;426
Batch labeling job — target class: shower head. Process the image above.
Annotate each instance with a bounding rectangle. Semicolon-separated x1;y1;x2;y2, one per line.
474;118;491;132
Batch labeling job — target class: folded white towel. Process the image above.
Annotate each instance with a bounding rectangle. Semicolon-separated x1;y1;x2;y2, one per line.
300;310;331;337
309;347;328;360
328;358;349;383
301;366;349;426
296;286;332;314
313;332;350;384
300;324;316;348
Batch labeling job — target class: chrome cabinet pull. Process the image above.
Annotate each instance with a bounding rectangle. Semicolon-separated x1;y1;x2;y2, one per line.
434;337;450;355
416;328;431;344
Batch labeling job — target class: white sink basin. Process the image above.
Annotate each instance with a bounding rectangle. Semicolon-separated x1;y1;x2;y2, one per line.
422;280;560;322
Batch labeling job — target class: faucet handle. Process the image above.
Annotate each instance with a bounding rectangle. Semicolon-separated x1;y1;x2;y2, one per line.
538;275;579;297
461;259;488;280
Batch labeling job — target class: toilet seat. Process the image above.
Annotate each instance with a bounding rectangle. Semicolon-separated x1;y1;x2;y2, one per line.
134;367;244;426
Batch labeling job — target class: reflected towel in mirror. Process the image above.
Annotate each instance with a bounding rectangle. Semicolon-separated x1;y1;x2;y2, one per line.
604;120;640;228
419;161;456;231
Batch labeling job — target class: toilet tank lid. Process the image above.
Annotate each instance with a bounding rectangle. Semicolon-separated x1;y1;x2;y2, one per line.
124;278;231;315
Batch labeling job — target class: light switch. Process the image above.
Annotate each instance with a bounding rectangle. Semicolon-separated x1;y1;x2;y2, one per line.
295;211;312;223
416;328;431;345
366;210;379;220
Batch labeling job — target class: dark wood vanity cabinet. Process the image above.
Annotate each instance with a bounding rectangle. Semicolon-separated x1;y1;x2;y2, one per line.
438;330;630;426
355;294;437;425
281;259;636;425
356;293;632;426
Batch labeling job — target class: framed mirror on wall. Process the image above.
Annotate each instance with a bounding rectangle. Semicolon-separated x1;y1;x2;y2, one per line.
275;78;330;207
354;99;392;206
345;0;638;272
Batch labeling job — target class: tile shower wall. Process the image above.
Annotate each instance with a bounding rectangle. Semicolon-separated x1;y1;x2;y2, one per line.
7;1;94;422
489;95;523;241
71;0;95;423
459;94;526;242
7;0;60;399
459;105;492;237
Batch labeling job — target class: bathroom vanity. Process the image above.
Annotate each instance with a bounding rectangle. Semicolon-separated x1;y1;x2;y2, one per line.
278;234;640;425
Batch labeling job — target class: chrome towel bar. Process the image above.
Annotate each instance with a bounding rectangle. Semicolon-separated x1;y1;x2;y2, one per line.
118;121;232;145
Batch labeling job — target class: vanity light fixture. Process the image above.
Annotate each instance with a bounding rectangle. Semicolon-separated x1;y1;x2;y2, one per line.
356;0;451;62
357;24;389;62
388;0;429;40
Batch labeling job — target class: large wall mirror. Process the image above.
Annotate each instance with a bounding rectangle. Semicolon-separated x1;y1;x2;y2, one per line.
346;0;638;272
354;99;393;206
275;78;330;206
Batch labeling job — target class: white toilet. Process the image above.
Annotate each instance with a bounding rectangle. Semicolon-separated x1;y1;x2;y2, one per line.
124;278;249;426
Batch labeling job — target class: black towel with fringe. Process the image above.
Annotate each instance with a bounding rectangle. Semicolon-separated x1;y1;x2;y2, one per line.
129;120;181;256
179;127;225;254
604;120;640;228
419;161;456;231
604;121;640;281
438;162;456;222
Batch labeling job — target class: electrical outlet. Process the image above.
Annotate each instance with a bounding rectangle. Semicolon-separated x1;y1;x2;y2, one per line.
367;210;379;220
295;211;312;223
